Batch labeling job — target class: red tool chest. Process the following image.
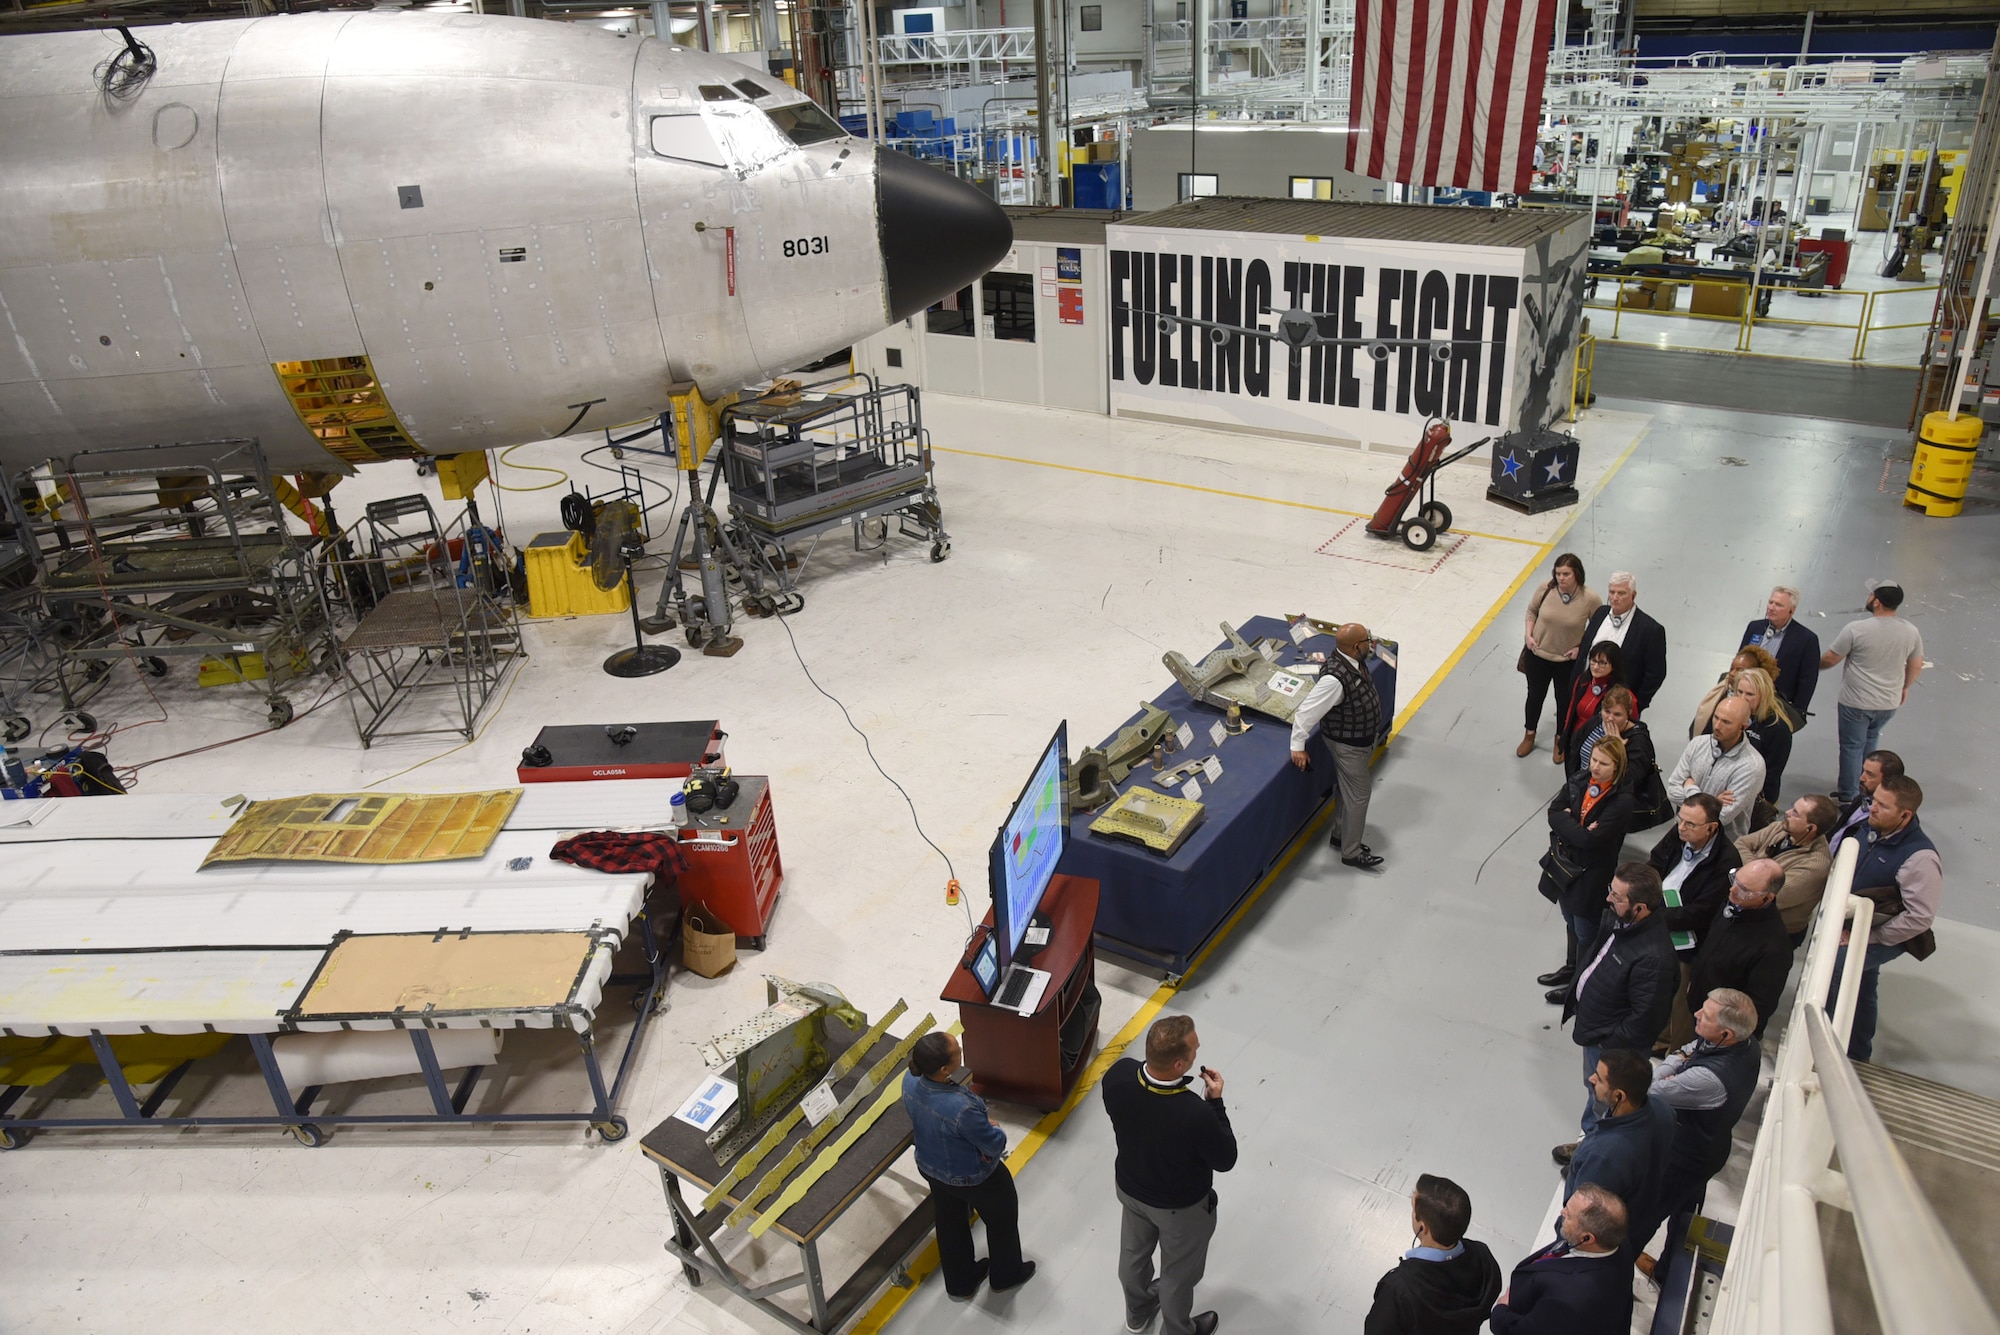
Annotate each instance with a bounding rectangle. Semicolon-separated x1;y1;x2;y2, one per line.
675;776;783;949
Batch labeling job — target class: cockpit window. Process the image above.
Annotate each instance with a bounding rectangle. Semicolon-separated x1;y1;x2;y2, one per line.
703;101;796;174
764;99;846;147
650;114;728;168
699;84;742;102
732;78;770;101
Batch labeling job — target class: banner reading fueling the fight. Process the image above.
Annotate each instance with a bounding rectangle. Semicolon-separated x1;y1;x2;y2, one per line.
1104;212;1589;447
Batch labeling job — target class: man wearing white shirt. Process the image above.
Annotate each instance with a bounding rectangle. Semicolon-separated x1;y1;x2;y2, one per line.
1576;572;1668;709
1289;622;1385;869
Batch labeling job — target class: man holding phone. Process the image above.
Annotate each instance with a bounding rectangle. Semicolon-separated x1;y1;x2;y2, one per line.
1102;1014;1238;1335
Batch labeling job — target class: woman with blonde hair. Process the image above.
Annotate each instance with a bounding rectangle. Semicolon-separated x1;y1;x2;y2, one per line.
1688;644;1784;738
1704;665;1794;804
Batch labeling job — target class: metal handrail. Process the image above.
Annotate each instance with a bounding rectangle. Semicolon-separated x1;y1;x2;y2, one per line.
1803;1008;2000;1335
1712;839;2000;1335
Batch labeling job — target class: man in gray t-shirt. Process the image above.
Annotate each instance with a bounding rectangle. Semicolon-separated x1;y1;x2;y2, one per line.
1821;579;1924;801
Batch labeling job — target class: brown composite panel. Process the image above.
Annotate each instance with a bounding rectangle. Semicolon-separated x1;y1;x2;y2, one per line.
294;931;594;1016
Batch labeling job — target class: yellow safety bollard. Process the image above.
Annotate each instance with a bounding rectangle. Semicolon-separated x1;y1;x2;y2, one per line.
1905;411;1981;518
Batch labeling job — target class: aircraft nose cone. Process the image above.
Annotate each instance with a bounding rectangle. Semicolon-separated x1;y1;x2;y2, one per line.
875;147;1012;323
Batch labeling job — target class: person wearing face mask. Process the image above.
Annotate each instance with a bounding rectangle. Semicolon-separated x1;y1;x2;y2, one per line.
1665;696;1765;841
1741;585;1819;725
1576;572;1668;711
1685;859;1793;1039
901;1031;1035;1300
1361;1174;1502;1335
1102;1014;1237;1335
1489;1186;1635;1334
1538;736;1636;1003
1517;553;1602;759
1560;865;1677;1138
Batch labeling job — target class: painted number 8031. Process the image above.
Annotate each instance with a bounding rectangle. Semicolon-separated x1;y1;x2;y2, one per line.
783;236;830;258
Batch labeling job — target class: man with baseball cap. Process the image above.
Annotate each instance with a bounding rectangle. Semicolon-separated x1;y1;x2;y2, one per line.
1820;579;1924;803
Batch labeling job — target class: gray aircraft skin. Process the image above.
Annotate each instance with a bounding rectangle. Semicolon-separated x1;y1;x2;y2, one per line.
0;14;1010;475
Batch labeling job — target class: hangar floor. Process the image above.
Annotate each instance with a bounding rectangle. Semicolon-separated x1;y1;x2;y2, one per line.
4;382;1994;1335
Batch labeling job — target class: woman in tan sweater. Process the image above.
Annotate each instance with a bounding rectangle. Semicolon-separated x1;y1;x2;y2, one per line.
1519;553;1602;758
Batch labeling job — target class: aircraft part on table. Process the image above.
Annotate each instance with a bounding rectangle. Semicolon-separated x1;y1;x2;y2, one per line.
1090;789;1207;856
700;998;909;1211
1164;623;1312;723
726;1012;937;1230
1153;756;1217;789
1071;700;1177;803
746;1071;909;1239
700;977;866;1166
200;790;522;867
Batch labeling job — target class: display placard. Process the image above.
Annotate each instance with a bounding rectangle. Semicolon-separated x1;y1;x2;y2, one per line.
1104;218;1588;446
1202;756;1223;784
1181;778;1203;802
1208;720;1228;747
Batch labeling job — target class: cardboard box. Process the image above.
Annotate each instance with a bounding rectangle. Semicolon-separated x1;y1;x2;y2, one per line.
1689;282;1747;318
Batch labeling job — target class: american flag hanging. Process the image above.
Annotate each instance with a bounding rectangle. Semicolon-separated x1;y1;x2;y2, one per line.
1346;0;1561;194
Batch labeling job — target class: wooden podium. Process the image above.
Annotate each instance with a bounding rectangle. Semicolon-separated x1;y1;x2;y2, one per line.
940;874;1101;1112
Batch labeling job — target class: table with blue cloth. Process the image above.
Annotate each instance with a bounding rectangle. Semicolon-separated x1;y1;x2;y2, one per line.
1057;615;1398;975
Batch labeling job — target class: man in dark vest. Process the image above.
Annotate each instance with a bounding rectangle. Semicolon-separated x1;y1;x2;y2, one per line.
1632;988;1762;1273
1289;622;1386;869
1832;774;1941;1062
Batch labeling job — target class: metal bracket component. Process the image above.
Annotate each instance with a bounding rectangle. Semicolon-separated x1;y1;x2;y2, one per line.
1163;622;1313;724
1152;756;1215;789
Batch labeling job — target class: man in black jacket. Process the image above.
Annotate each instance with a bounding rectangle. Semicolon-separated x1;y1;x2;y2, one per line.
1685;859;1793;1038
1647;794;1743;1051
1741;585;1820;725
1578;572;1668;709
1362;1173;1502;1335
1489;1186;1634;1335
1103;1014;1237;1335
1827;750;1902;854
1564;863;1676;1136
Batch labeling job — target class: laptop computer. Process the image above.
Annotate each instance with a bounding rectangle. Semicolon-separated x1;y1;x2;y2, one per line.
969;933;1049;1017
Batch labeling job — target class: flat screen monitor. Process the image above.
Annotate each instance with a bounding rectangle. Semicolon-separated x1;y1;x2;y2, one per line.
990;722;1069;973
969;934;1000;999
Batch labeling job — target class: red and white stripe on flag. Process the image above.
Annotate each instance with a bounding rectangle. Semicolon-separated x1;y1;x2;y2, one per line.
1346;0;1560;194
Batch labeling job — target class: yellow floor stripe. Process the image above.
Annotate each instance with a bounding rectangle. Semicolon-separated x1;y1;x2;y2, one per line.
851;424;1649;1335
932;444;1544;547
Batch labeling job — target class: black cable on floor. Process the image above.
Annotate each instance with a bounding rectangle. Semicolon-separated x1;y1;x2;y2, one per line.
773;603;975;936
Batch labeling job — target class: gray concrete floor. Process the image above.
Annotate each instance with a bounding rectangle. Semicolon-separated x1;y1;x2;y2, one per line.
889;398;2000;1333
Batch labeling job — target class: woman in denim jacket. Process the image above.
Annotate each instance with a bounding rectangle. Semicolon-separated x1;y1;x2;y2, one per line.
901;1031;1036;1299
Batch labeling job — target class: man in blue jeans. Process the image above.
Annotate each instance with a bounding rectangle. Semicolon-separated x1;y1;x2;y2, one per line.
901;1031;1036;1299
1828;775;1941;1061
1820;578;1924;801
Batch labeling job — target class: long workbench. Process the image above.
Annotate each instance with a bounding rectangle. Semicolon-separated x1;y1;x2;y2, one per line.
0;781;679;1148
